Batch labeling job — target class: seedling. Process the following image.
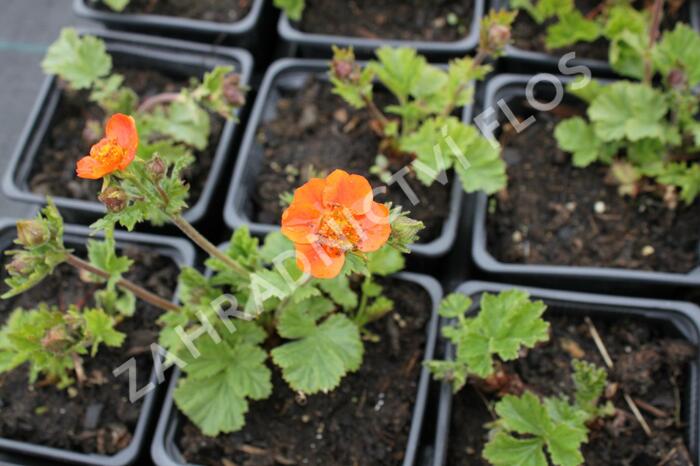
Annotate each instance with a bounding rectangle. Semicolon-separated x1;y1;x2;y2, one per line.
275;0;304;20
1;110;425;437
327;11;516;195
554;8;700;205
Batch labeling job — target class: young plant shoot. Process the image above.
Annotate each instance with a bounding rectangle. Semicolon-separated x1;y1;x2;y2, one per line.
428;290;613;466
1;107;425;437
327;11;515;195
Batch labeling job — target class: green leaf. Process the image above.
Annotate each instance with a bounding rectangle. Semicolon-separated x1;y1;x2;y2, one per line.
554;117;601;167
566;78;604;104
572;359;607;417
438;293;472;318
451;125;507;194
483;433;547;466
42;29;111;90
588;82;668;142
87;237;133;283
274;0;305;20
366;245;405;276
545;11;601;49
141;99;210;150
174;376;249;436
271;314;363;394
497;392;553;436
658;162;700;204
83;309;125;356
653;23;700;86
370;47;427;102
102;0;130;11
545;423;587;466
317;274;358;311
259;232;294;263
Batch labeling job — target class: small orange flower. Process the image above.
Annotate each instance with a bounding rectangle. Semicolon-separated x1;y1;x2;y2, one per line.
282;170;391;279
76;114;138;180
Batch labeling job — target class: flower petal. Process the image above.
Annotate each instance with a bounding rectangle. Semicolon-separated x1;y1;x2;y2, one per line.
281;203;322;245
295;243;345;279
293;177;326;211
322;169;373;215
355;202;391;252
105;113;138;158
76;155;107;179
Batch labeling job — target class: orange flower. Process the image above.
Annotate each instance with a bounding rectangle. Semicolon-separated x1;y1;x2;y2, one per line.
76;114;138;179
281;170;391;279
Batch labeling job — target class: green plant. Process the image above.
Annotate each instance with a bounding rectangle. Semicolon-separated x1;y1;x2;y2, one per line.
327;11;516;195
483;361;613;466
42;27;246;164
427;290;549;391
99;0;130;12
274;0;305;20
554;20;700;204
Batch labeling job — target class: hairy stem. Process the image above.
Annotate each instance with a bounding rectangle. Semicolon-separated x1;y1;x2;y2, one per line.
137;92;182;113
644;0;664;84
363;95;390;128
65;254;180;312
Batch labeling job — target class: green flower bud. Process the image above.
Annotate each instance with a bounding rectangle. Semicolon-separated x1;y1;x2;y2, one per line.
98;186;128;213
16;220;49;247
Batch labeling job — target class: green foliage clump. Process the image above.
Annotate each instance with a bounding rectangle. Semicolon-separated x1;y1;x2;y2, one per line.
274;0;305;20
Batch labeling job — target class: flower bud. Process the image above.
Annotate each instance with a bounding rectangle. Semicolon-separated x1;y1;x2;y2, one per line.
223;73;246;108
389;212;425;253
98;186;128;213
332;59;355;81
487;24;511;52
7;253;33;277
41;326;71;354
146;156;166;180
16;220;49;247
668;69;686;89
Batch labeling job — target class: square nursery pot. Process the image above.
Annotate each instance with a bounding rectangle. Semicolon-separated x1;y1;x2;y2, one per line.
432;280;700;466
277;0;484;58
2;28;253;229
469;73;700;296
150;271;442;466
0;217;195;466
495;0;700;76
73;0;273;52
223;58;464;258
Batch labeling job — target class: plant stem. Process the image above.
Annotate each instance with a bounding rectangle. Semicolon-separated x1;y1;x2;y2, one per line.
363;95;390;129
170;214;249;277
644;0;665;84
137;92;182;113
65;253;180;312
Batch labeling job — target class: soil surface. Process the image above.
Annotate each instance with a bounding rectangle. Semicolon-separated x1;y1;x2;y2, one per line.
29;68;223;211
92;0;253;22
448;312;696;465
486;102;700;273
252;77;451;244
0;244;178;454
298;0;473;42
178;278;432;466
510;0;690;61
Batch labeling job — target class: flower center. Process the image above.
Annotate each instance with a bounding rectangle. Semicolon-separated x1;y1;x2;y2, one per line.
316;205;363;252
93;139;127;166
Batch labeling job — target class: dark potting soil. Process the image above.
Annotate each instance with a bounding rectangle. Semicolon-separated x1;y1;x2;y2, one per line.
252;77;451;244
0;245;178;454
178;279;431;466
486;104;700;273
298;0;473;42
510;0;690;61
28;68;223;210
92;0;253;23
448;313;696;465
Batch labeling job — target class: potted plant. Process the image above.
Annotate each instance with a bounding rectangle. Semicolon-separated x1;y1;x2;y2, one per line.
73;0;272;51
225;12;514;258
0;211;195;465
274;0;485;58
2;28;252;229
496;0;700;74
470;18;700;295
430;281;700;465
18;103;442;464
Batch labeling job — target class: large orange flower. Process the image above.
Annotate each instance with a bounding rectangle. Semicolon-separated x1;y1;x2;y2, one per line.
281;170;391;279
77;114;138;179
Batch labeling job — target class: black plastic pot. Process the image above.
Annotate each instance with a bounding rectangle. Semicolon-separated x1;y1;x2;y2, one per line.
496;0;700;76
0;217;196;466
277;0;484;58
73;0;272;50
469;73;700;296
432;280;700;466
223;58;465;258
2;28;253;229
150;271;442;466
